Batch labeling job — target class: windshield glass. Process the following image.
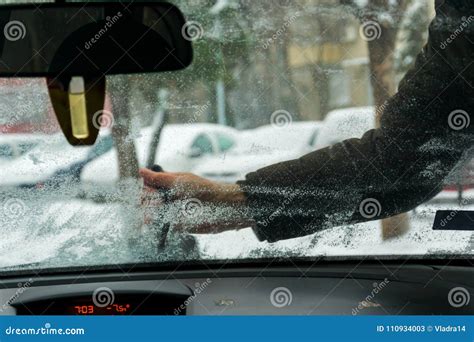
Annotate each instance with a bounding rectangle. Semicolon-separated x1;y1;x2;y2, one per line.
0;0;473;273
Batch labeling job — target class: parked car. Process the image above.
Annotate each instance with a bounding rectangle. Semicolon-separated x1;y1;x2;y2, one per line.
30;133;114;190
239;121;323;154
81;123;239;185
0;133;47;164
0;131;111;188
314;107;376;149
195;121;323;183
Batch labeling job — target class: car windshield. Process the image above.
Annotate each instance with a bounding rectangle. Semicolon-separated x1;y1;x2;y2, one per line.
0;0;472;273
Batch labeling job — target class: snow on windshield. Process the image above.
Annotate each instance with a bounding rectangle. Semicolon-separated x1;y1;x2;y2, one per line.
0;0;473;272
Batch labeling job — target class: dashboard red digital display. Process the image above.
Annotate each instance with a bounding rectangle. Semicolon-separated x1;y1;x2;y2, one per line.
72;303;131;315
15;293;187;316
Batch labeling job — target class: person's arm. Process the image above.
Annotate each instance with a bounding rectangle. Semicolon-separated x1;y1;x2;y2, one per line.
237;0;474;242
140;0;473;241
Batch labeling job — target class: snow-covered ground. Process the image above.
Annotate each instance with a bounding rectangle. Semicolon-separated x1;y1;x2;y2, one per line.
0;188;472;272
197;190;474;260
197;206;473;260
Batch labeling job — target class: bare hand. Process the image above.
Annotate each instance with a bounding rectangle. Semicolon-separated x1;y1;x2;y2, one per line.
139;168;251;234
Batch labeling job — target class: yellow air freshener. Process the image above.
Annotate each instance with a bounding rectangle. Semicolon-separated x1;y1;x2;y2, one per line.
68;76;89;139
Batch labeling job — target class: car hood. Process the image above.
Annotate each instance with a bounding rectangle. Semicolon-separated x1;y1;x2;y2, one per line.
0;146;90;186
194;150;300;179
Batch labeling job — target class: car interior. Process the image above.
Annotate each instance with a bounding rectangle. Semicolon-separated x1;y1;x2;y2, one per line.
0;0;472;318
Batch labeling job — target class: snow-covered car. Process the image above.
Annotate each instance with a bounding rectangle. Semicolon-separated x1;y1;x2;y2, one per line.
0;133;48;164
314;107;376;149
0;134;89;188
194;121;323;183
32;133;115;190
0;131;112;188
81;123;239;185
194;150;297;183
239;121;323;154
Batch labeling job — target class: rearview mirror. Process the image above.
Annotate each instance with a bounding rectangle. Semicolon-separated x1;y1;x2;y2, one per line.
0;2;193;76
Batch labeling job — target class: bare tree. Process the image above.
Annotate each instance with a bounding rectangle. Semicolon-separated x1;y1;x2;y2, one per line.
108;76;139;180
341;0;412;239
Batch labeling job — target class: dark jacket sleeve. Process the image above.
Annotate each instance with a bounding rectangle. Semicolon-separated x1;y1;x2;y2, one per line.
237;0;474;242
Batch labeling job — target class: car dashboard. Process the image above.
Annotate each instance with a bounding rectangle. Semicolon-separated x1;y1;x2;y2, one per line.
0;261;473;316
